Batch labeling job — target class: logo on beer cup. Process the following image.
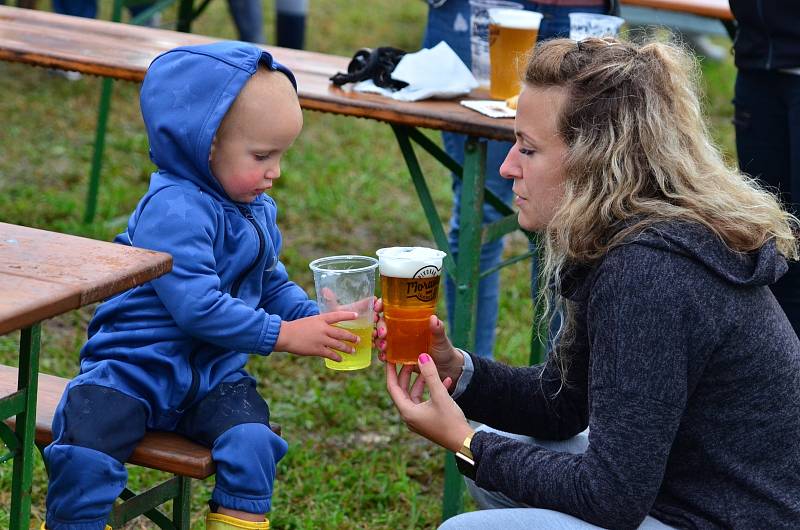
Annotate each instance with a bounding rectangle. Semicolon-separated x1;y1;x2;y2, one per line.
406;266;441;302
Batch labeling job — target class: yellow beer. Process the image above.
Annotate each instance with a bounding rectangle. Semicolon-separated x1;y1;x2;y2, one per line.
325;321;373;371
377;247;446;365
488;9;542;100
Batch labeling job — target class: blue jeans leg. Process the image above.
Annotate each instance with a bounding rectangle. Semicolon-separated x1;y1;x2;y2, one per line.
425;0;514;359
51;0;97;18
443;426;674;530
227;0;266;43
734;69;800;336
424;1;605;358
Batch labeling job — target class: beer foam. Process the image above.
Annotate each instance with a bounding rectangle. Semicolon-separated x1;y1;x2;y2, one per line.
488;8;543;30
376;247;446;278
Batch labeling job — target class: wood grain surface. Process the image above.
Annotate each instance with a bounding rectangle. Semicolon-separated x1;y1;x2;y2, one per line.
0;222;172;335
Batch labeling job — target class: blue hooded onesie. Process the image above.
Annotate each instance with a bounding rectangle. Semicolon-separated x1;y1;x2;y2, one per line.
43;42;316;530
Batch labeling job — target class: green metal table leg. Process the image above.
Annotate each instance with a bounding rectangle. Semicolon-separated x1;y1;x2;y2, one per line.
176;0;194;32
9;324;41;530
84;77;114;224
441;137;486;521
85;0;195;224
391;126;537;521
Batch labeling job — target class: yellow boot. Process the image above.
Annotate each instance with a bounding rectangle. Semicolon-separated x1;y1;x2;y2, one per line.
206;512;270;530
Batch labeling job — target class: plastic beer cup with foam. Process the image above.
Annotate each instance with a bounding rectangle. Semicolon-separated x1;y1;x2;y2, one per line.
488;8;543;100
309;255;378;371
376;247;447;365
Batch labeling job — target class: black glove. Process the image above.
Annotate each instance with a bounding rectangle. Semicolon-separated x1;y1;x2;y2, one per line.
330;47;409;91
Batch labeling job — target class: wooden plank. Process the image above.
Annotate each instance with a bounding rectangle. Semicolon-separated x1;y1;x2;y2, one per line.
0;5;516;141
622;0;733;21
0;223;172;335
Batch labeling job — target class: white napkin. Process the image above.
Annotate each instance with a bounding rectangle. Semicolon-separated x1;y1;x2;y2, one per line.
353;41;478;102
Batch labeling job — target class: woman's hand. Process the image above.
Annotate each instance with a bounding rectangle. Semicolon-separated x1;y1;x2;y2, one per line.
386;353;474;453
373;298;465;388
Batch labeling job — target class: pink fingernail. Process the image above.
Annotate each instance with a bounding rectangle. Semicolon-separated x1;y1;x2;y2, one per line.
419;353;431;364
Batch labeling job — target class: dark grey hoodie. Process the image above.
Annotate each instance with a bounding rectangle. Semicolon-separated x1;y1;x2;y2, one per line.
458;222;800;529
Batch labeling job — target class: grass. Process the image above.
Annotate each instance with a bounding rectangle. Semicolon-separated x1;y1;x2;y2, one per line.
0;2;736;528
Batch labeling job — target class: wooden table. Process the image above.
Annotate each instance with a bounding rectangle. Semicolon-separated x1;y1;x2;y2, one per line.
0;222;172;530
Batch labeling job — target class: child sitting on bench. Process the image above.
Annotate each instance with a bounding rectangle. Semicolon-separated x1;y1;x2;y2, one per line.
42;41;360;530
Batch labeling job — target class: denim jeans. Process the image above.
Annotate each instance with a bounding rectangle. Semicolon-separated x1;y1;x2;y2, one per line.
52;0;264;42
439;426;675;530
734;69;800;337
424;0;604;358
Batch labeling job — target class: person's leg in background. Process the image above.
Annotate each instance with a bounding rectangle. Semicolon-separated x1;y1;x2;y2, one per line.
51;0;96;18
226;0;266;43
424;0;513;359
275;0;307;49
424;1;607;359
734;69;800;335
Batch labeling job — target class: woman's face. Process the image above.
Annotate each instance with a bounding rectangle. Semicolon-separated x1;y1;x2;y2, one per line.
500;85;569;231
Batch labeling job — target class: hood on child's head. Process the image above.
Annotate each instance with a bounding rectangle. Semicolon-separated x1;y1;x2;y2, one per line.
139;41;297;200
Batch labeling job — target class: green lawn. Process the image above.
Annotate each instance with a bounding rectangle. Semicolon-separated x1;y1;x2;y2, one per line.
0;2;736;528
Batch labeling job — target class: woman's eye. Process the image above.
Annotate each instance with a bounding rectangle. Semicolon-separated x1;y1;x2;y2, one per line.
254;154;270;161
519;147;535;156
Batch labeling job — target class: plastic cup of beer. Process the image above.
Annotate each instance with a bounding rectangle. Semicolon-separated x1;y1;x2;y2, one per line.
488;8;543;100
469;0;524;90
568;12;625;41
309;255;378;371
376;246;447;365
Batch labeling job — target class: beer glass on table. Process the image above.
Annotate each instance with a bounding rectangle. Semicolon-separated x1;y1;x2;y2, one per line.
488;9;543;100
377;247;447;365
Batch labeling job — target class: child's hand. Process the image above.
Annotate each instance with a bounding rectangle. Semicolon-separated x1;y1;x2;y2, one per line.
275;312;359;361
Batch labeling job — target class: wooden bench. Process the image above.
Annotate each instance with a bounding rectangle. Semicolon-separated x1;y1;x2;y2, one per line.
0;364;280;528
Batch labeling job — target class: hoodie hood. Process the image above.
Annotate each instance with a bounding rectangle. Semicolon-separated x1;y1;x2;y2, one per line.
629;221;788;287
139;41;297;201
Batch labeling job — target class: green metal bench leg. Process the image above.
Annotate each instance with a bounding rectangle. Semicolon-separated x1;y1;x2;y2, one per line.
109;476;188;529
173;475;191;530
9;325;41;530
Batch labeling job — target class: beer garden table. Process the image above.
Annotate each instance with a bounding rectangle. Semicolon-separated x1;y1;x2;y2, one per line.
0;0;737;521
0;222;172;530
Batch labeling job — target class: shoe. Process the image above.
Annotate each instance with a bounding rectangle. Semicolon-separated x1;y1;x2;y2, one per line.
206;512;270;529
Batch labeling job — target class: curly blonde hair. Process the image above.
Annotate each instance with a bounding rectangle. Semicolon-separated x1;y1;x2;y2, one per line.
524;37;798;363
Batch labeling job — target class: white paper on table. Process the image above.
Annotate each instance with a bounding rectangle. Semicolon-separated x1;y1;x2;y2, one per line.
353;42;478;102
460;100;516;119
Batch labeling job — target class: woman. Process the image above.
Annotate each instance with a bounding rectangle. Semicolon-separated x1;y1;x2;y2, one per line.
377;37;800;529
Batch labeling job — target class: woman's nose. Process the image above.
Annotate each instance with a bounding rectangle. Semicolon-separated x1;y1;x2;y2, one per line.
499;145;520;180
